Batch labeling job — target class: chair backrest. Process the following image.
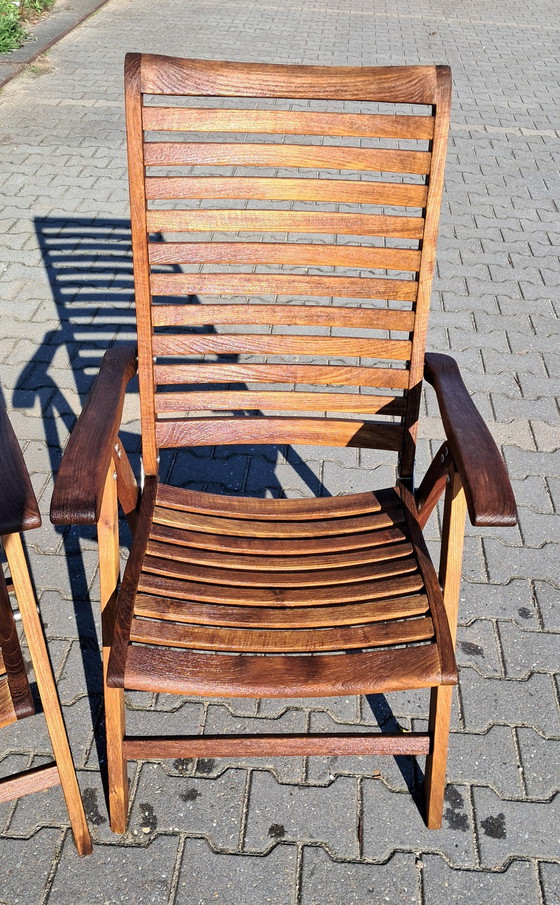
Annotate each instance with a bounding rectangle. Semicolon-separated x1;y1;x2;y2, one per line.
124;55;451;479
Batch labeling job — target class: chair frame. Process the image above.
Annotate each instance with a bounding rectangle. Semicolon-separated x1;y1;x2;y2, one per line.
50;55;517;835
0;395;92;855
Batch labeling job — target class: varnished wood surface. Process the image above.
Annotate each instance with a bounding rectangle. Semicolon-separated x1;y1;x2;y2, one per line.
142;106;435;138
123;733;431;759
424;353;518;527
0;764;60;803
145;179;428;210
50;344;137;525
0;394;41;535
134;54;442;104
0;569;35;721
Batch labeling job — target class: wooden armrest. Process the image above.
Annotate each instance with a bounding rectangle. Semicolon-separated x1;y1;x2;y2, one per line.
423;353;517;527
0;396;41;535
50;345;138;526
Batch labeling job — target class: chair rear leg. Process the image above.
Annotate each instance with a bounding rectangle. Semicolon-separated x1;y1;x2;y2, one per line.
99;463;129;833
424;466;466;828
3;532;92;855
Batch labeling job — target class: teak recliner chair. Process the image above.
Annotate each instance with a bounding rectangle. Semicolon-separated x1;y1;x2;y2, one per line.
51;54;517;834
0;394;92;855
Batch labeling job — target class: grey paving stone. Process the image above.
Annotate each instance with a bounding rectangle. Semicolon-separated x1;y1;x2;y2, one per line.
447;726;523;799
473;786;560;869
484;538;560;586
517;729;560;800
362;781;476;868
456;620;502;677
535;581;560;631
499;622;560;678
300;847;420;905
460;669;560;736
540;861;560;905
421;853;541;905
459;579;540;626
174;838;297;905
0;827;63;905
49;832;179;905
129;763;246;851
258;695;360;724
244;770;359;859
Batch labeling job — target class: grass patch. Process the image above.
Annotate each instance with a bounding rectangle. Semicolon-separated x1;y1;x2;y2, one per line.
0;0;56;54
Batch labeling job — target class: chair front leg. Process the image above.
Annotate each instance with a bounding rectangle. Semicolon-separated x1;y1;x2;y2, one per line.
98;459;129;833
424;464;466;828
2;532;92;854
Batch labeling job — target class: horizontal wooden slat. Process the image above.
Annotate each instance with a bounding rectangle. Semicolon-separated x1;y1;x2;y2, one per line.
138;56;439;105
138;570;423;607
154;390;406;416
152;334;413;361
151;303;416;332
146;538;413;571
123;641;443;696
142;551;417;587
148;240;422;271
145;177;429;209
150;272;418;302
146;209;425;238
144;142;432;174
150;522;408;556
156;484;401;518
143;107;435;139
153;502;404;537
154;363;410;389
156;417;404;451
122;733;432;758
130;614;434;652
135;591;429;627
0;764;60;804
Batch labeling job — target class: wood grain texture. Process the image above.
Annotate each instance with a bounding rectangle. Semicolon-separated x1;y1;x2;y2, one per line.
154;363;410;389
154;391;406;416
145;178;428;210
156;417;403;451
120;642;442;697
0;395;41;535
146;208;425;238
142;106;434;139
136;55;440;104
0;569;35;720
134;592;429;628
3;532;92;855
0;764;60;803
123;733;431;758
150;272;418;303
151;302;415;331
130;614;434;652
144;141;431;174
424;353;518;526
50;344;137;525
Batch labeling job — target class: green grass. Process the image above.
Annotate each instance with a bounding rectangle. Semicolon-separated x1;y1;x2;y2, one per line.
0;0;56;54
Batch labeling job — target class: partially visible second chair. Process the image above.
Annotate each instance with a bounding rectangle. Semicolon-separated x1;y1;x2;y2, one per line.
0;393;91;855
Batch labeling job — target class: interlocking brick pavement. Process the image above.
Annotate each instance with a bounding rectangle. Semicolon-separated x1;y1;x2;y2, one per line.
0;0;559;901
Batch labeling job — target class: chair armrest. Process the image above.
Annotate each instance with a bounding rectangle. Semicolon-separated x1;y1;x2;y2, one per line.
423;352;517;527
50;345;138;526
0;396;41;535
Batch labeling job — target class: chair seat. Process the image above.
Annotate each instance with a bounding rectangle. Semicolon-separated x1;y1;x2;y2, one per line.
116;483;458;698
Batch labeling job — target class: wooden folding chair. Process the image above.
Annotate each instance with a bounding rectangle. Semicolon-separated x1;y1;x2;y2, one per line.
50;54;517;834
0;395;91;854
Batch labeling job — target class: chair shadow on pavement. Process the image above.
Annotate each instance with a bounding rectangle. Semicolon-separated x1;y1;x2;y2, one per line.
12;214;421;813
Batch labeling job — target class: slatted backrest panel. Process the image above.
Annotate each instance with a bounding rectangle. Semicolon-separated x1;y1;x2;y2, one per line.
125;54;451;476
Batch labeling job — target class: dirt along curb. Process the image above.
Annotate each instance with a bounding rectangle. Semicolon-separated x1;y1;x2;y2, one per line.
0;0;113;88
